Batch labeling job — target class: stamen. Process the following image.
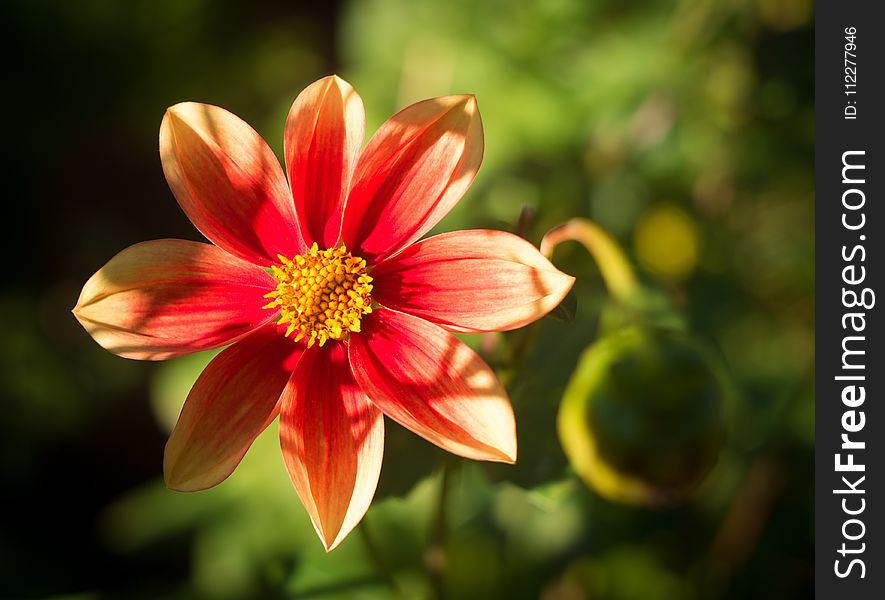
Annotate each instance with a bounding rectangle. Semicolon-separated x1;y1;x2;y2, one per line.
263;243;373;348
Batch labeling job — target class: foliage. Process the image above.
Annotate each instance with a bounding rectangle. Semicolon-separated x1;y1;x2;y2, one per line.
3;0;812;597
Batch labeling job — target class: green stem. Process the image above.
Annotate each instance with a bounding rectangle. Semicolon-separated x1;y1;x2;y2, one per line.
540;218;639;302
427;457;458;600
358;517;403;598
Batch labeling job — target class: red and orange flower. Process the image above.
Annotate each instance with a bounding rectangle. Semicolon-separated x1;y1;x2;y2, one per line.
73;76;574;550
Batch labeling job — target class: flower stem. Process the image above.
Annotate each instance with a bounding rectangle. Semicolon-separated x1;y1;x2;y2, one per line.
427;456;458;599
540;218;639;302
359;517;403;598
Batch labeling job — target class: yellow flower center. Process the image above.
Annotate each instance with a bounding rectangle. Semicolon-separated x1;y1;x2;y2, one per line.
263;243;373;348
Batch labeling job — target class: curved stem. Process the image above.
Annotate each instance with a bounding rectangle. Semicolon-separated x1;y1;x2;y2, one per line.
540;218;639;302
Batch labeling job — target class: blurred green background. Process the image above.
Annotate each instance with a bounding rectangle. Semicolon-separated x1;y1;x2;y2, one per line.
3;0;813;598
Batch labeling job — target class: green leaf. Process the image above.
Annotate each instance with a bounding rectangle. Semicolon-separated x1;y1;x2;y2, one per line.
545;287;578;324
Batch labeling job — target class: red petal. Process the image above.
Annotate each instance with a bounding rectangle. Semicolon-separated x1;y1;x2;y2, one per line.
285;76;365;248
341;95;483;262
160;102;302;265
164;325;303;491
73;239;276;360
372;230;575;333
348;309;516;463
280;344;384;551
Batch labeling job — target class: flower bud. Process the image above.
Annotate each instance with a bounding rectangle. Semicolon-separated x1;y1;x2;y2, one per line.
558;327;725;506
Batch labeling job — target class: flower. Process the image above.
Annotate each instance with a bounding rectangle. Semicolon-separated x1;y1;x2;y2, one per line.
73;75;575;550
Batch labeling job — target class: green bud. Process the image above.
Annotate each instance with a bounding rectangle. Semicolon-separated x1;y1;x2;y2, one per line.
558;327;725;506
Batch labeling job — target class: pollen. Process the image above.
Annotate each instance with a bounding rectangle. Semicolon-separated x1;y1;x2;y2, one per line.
263;243;373;348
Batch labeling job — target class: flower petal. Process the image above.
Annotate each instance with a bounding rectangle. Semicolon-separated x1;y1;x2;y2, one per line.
73;239;276;360
280;344;384;551
372;230;575;333
341;95;483;262
285;76;365;248
160;102;302;265
164;324;303;491
348;309;516;463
